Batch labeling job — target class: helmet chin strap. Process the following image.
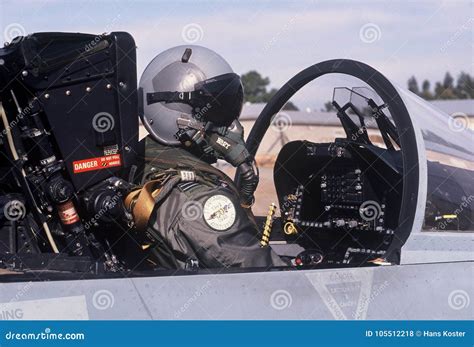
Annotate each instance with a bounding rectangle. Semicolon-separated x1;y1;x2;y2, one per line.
175;117;259;206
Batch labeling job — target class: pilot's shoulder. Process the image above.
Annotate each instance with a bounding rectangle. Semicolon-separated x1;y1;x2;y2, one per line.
176;181;203;194
176;179;236;198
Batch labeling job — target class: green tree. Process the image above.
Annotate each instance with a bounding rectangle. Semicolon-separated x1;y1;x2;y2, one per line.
431;73;454;99
409;72;474;100
455;72;474;98
408;76;420;95
434;82;445;99
241;71;298;110
443;72;454;89
421;80;433;100
241;70;270;103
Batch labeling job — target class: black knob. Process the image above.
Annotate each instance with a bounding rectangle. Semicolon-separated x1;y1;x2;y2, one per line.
47;177;73;203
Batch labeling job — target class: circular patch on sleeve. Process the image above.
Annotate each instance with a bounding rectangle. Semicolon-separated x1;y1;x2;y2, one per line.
203;194;236;231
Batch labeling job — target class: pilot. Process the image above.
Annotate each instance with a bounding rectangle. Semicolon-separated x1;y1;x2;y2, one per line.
131;45;286;269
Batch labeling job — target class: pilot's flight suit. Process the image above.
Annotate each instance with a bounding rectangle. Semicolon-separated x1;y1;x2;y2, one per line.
141;140;286;269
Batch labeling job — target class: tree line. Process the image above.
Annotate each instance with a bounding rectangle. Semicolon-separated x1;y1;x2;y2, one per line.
241;70;473;113
241;71;298;110
408;72;473;100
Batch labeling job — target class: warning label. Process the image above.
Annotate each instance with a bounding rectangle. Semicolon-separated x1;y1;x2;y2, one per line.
73;154;121;174
57;200;80;225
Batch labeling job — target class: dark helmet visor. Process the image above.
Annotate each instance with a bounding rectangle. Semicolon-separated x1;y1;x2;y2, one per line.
146;72;243;127
194;73;244;126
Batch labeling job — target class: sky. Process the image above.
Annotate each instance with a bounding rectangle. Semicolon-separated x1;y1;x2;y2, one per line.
0;0;472;109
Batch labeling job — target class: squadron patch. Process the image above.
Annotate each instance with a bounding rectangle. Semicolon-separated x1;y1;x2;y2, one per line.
203;194;236;231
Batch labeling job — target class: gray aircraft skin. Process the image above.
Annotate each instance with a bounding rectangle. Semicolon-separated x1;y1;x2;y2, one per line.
0;33;472;320
0;232;472;320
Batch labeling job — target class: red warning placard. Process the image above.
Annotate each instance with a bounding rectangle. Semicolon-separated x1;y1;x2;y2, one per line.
73;154;121;174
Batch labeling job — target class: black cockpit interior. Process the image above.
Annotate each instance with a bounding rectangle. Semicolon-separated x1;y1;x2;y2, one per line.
272;88;403;266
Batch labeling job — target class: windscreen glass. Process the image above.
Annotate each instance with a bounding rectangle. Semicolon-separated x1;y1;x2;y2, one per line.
395;86;474;231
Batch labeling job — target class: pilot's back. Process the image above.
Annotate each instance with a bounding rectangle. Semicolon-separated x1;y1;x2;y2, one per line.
142;140;285;269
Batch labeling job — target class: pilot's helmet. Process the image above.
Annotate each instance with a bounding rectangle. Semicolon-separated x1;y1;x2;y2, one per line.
139;45;244;146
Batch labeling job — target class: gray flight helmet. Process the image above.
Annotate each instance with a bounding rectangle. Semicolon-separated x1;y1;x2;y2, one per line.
139;45;239;146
